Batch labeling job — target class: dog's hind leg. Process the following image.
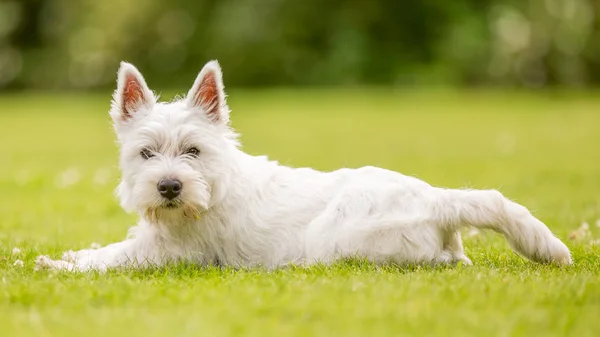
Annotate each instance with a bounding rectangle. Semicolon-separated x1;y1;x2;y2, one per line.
441;231;472;265
434;188;571;265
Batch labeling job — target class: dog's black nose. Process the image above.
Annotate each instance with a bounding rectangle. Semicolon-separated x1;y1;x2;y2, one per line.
157;179;182;200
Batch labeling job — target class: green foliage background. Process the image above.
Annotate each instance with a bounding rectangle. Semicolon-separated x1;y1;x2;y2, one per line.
2;0;600;89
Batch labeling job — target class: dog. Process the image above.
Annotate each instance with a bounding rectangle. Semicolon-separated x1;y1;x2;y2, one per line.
35;60;572;272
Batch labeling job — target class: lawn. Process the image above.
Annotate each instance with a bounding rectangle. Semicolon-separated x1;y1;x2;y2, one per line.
1;88;599;337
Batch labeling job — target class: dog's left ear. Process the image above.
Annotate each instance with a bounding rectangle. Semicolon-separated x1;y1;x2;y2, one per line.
186;60;229;124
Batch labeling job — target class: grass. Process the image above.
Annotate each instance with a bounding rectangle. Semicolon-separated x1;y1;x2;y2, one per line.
1;88;600;336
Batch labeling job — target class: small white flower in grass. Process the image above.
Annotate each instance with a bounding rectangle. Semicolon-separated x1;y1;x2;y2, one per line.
92;167;112;186
496;132;517;155
13;259;23;267
351;281;365;292
569;222;591;241
90;242;101;249
55;167;81;188
29;309;42;325
12;247;21;255
15;169;32;186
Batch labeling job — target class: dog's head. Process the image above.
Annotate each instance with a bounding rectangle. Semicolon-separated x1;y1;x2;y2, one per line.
109;60;238;222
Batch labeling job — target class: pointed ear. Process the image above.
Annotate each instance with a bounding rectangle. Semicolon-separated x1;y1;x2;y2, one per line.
186;60;229;124
110;62;155;122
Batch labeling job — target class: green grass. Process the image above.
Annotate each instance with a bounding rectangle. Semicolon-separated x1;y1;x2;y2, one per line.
1;88;600;337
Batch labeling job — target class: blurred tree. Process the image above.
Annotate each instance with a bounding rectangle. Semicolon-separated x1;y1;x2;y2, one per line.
0;0;598;89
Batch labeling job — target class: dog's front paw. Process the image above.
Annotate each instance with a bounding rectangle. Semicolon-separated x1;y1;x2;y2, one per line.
36;254;108;273
61;250;77;262
35;255;76;271
61;248;95;262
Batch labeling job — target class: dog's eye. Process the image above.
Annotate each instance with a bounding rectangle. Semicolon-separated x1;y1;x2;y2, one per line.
185;147;201;157
140;148;154;160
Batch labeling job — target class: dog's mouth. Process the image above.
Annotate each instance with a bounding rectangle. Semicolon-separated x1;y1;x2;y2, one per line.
163;201;181;209
143;200;205;223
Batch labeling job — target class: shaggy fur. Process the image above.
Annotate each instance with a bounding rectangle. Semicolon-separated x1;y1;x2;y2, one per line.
36;61;572;272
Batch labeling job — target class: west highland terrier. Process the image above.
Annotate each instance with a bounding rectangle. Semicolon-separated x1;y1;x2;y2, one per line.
36;61;572;272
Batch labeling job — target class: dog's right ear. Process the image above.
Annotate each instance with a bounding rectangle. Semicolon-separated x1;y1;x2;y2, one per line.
110;62;155;122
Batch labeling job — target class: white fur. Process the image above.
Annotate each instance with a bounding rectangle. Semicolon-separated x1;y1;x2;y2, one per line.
36;61;572;272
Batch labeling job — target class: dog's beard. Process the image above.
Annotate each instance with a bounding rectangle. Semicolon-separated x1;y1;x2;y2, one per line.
144;201;205;223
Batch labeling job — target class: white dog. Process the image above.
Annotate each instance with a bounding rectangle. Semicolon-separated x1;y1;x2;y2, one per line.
36;61;572;272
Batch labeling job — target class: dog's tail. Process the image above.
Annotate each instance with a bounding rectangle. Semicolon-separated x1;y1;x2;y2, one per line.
437;189;571;265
